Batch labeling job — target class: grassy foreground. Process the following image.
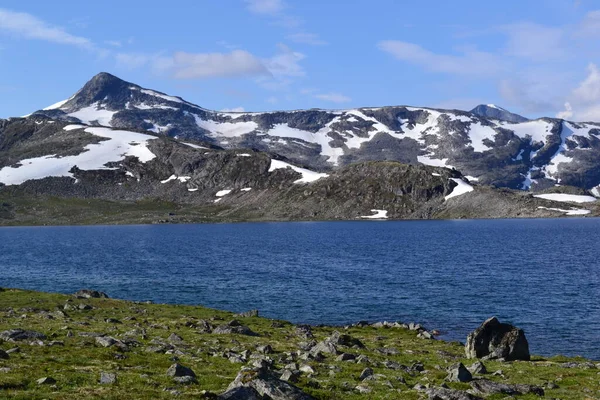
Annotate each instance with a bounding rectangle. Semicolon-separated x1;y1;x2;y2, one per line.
0;288;598;399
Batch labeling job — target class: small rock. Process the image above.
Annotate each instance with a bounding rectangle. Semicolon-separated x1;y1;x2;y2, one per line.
237;310;259;318
256;344;273;354
174;375;197;384
336;353;356;362
100;372;117;384
468;361;487;375
0;329;46;342
280;370;300;383
73;289;109;298
0;350;9;359
359;367;374;381
78;304;93;310
95;336;117;348
299;364;315;374
446;363;472;382
37;377;56;385
166;363;196;378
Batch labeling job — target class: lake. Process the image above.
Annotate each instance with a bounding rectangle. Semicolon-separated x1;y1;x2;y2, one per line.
1;218;599;360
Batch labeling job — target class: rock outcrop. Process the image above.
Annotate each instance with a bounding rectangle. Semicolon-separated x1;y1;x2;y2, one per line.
465;317;530;361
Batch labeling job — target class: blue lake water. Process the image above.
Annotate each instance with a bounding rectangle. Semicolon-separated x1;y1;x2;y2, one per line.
1;219;599;360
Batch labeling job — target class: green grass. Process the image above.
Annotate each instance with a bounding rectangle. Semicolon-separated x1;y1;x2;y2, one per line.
0;288;598;399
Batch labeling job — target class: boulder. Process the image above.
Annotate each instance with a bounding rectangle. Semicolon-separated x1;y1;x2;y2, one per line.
218;386;263;400
166;363;196;378
426;387;483;400
446;363;472;382
73;289;109;299
225;366;315;400
470;379;544;396
36;377;56;385
0;329;46;342
237;310;259;318
465;317;530;361
309;341;338;355
327;331;365;348
468;361;487;375
213;321;258;336
100;372;117;384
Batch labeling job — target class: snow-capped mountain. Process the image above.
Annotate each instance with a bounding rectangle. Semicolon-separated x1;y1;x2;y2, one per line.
470;104;529;123
29;72;600;192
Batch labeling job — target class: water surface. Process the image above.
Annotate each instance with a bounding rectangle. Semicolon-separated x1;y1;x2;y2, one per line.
1;218;599;359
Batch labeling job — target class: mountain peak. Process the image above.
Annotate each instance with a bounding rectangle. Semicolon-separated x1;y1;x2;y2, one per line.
470;104;528;123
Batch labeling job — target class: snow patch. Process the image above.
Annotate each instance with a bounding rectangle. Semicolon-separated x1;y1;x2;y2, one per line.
241;188;252;192
63;124;86;131
268;159;329;184
360;209;388;219
445;178;474;200
0;127;156;185
533;193;596;203
216;189;232;197
182;142;207;149
237;153;252;157
68;103;116;126
537;206;591;216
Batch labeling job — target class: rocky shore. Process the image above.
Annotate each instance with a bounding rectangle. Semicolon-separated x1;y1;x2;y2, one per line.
0;288;598;399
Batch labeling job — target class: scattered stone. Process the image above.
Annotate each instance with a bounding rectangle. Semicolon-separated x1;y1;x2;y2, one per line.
36;377;56;385
309;341;339;355
237;310;259;318
295;325;313;339
470;379;544;396
174;375;197;384
468;361;487;375
0;350;9;359
359;367;374;381
166;363;196;378
257;344;273;354
328;331;365;348
78;304;93;310
465;317;530;361
299;365;315;374
426;387;483;400
355;384;372;394
218;386;262;400
225;366;315;399
73;289;109;298
95;336;117;348
105;318;121;324
336;353;356;362
168;333;185;344
213;321;258;336
418;330;434;339
100;372;117;384
446;363;472;382
0;329;46;342
280;370;300;383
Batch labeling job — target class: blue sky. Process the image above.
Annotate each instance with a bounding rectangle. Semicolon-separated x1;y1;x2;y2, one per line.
0;0;599;121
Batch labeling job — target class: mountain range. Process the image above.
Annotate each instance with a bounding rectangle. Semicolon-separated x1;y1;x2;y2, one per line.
0;72;598;224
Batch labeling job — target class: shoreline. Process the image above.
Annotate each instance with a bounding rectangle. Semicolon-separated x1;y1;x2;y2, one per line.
1;287;598;399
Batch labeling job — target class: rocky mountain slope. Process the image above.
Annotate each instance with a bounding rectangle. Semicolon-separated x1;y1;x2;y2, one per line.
26;72;600;193
0;72;598;225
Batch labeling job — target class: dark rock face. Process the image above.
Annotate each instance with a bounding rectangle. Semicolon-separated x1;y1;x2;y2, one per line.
470;104;529;123
218;386;263;399
465;317;530;361
470;379;544;396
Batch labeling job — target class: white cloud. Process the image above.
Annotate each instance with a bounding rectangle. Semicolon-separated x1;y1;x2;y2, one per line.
244;0;284;15
501;22;565;61
557;64;600;121
220;107;245;112
576;10;600;37
169;50;270;79
314;92;351;103
116;53;152;69
377;40;504;77
556;102;573;119
0;8;94;50
263;44;305;77
105;40;122;47
287;33;327;46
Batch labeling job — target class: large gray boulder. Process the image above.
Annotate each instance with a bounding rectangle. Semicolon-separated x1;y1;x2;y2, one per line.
465;317;530;361
225;367;315;400
470;379;544;396
73;289;109;298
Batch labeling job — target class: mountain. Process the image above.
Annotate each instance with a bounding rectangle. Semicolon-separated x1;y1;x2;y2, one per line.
0;72;598;225
28;73;600;193
470;104;529;123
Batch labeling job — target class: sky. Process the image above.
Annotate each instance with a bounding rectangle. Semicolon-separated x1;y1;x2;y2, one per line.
0;0;599;121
